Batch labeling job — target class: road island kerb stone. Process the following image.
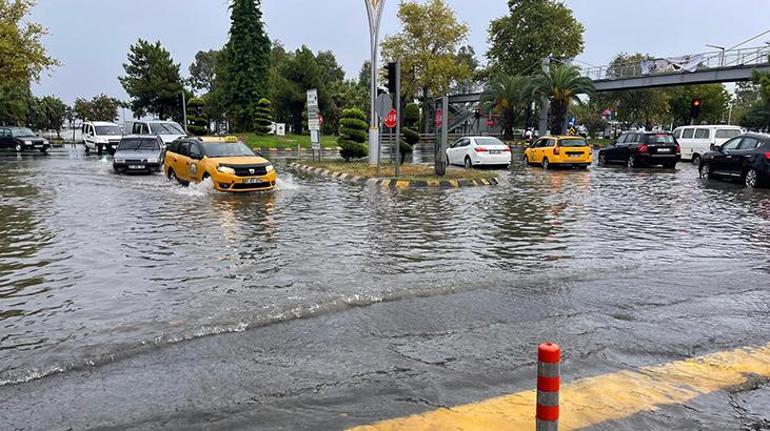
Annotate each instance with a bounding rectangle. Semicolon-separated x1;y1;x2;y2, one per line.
289;163;500;189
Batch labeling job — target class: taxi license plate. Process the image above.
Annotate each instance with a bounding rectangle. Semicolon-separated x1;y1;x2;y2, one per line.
570;154;582;158
244;178;263;184
129;165;145;169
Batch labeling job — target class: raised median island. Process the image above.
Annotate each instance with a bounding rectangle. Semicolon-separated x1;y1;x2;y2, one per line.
291;162;500;189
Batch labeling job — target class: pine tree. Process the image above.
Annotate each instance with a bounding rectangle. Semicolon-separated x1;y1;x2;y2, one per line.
254;98;273;134
338;108;368;162
219;0;271;132
119;39;184;121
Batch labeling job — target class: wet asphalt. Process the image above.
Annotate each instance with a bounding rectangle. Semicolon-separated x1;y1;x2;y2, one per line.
1;146;770;430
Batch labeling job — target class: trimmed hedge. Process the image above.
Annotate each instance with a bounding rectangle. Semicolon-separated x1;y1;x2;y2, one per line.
254;98;274;135
338;108;368;162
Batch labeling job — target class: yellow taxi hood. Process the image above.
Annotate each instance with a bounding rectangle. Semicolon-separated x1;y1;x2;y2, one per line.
209;156;270;165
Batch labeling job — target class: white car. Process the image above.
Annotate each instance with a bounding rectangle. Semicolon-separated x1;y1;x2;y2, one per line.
83;121;123;155
673;125;743;164
447;136;512;168
124;120;187;146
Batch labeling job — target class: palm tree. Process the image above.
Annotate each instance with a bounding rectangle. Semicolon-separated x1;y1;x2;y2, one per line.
481;74;530;140
525;64;595;135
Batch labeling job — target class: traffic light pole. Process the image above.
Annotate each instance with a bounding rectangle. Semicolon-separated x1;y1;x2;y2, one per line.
394;61;401;178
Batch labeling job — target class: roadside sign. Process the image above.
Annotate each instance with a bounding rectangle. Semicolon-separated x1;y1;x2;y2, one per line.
307;89;321;157
384;108;397;129
308;119;321;130
306;89;318;109
375;94;392;121
434;109;443;128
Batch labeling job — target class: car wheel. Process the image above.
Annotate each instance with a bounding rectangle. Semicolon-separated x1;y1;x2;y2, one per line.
84;145;90;155
464;156;473;169
542;158;550;170
446;155;450;167
745;169;760;188
627;154;636;168
692;155;701;166
598;152;607;165
14;144;22;153
700;163;713;179
168;169;187;186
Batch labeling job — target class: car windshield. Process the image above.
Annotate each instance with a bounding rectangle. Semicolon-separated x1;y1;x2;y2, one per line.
118;139;159;151
202;142;255;158
95;125;122;135
559;139;589;147
11;128;36;138
647;134;675;144
150;123;185;135
474;138;505;147
716;129;741;139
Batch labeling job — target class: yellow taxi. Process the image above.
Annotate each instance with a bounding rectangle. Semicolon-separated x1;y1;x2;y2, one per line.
523;136;593;169
163;136;277;192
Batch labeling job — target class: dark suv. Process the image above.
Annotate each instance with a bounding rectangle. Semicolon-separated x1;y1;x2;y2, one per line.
699;133;770;188
0;127;51;153
599;132;681;168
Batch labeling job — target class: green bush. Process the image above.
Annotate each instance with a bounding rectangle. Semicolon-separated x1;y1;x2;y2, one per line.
338;108;368;162
254;98;274;135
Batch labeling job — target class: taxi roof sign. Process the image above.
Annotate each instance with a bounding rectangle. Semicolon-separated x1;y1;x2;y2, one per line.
199;136;239;143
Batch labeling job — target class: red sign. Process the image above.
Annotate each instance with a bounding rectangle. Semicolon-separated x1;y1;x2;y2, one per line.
384;108;397;129
434;109;443;128
318;113;324;127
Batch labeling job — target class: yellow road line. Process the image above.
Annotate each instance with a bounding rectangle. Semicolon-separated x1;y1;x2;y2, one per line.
349;343;770;431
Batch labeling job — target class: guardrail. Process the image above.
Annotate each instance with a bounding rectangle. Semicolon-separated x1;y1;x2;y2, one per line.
579;46;770;82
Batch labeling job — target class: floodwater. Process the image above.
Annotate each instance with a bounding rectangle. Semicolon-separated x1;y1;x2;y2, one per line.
1;145;770;396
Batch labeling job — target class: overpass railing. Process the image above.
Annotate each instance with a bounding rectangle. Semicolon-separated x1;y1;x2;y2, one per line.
579;45;770;82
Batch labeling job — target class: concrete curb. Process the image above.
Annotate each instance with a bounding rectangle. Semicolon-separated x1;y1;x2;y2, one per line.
289;163;499;189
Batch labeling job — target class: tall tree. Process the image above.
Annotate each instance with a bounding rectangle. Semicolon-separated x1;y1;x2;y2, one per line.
525;64;594;134
270;46;325;134
488;0;584;75
218;0;271;132
381;0;472;101
28;95;67;137
749;71;770;129
595;53;671;129
482;74;530;139
119;39;184;120
667;84;729;126
0;0;58;88
188;50;220;94
73;94;121;122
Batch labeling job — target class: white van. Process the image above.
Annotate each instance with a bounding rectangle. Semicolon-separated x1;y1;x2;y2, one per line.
123;120;187;146
82;121;123;155
673;125;743;164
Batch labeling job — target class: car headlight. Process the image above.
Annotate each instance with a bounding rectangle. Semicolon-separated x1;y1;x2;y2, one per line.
43;139;49;146
217;166;235;175
266;164;274;173
146;157;158;163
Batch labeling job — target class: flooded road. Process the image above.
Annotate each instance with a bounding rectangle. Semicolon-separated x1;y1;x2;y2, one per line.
2;146;770;430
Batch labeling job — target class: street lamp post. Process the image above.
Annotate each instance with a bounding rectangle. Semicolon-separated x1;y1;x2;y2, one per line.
365;0;386;165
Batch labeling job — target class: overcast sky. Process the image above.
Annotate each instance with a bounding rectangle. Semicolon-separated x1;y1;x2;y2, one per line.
31;0;770;104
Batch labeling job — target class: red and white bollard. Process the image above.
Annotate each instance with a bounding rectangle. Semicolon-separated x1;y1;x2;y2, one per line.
537;343;561;431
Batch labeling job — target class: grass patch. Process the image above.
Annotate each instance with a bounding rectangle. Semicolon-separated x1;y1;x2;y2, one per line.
301;161;500;182
239;133;339;150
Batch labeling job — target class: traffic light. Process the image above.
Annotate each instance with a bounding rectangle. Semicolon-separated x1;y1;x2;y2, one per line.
382;62;397;94
690;98;703;121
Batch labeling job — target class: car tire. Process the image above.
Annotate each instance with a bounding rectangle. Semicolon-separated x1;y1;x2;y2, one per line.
446;155;450;167
84;145;90;155
168;169;187;186
542;158;550;170
692;154;701;166
598;152;607;165
627;154;637;168
700;163;713;180
745;168;760;189
464;156;473;169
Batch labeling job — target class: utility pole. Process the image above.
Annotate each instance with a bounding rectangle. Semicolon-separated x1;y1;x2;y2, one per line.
181;91;188;134
538;57;551;137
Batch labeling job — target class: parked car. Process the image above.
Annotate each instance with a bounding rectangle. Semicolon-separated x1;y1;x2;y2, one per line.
0;126;50;153
82;121;123;155
163;137;277;192
698;133;770;188
598;132;681;168
124;120;187;146
113;135;164;174
446;136;511;168
673;125;743;165
523;136;592;169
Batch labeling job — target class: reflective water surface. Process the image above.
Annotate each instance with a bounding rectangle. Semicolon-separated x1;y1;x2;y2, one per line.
1;147;769;386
